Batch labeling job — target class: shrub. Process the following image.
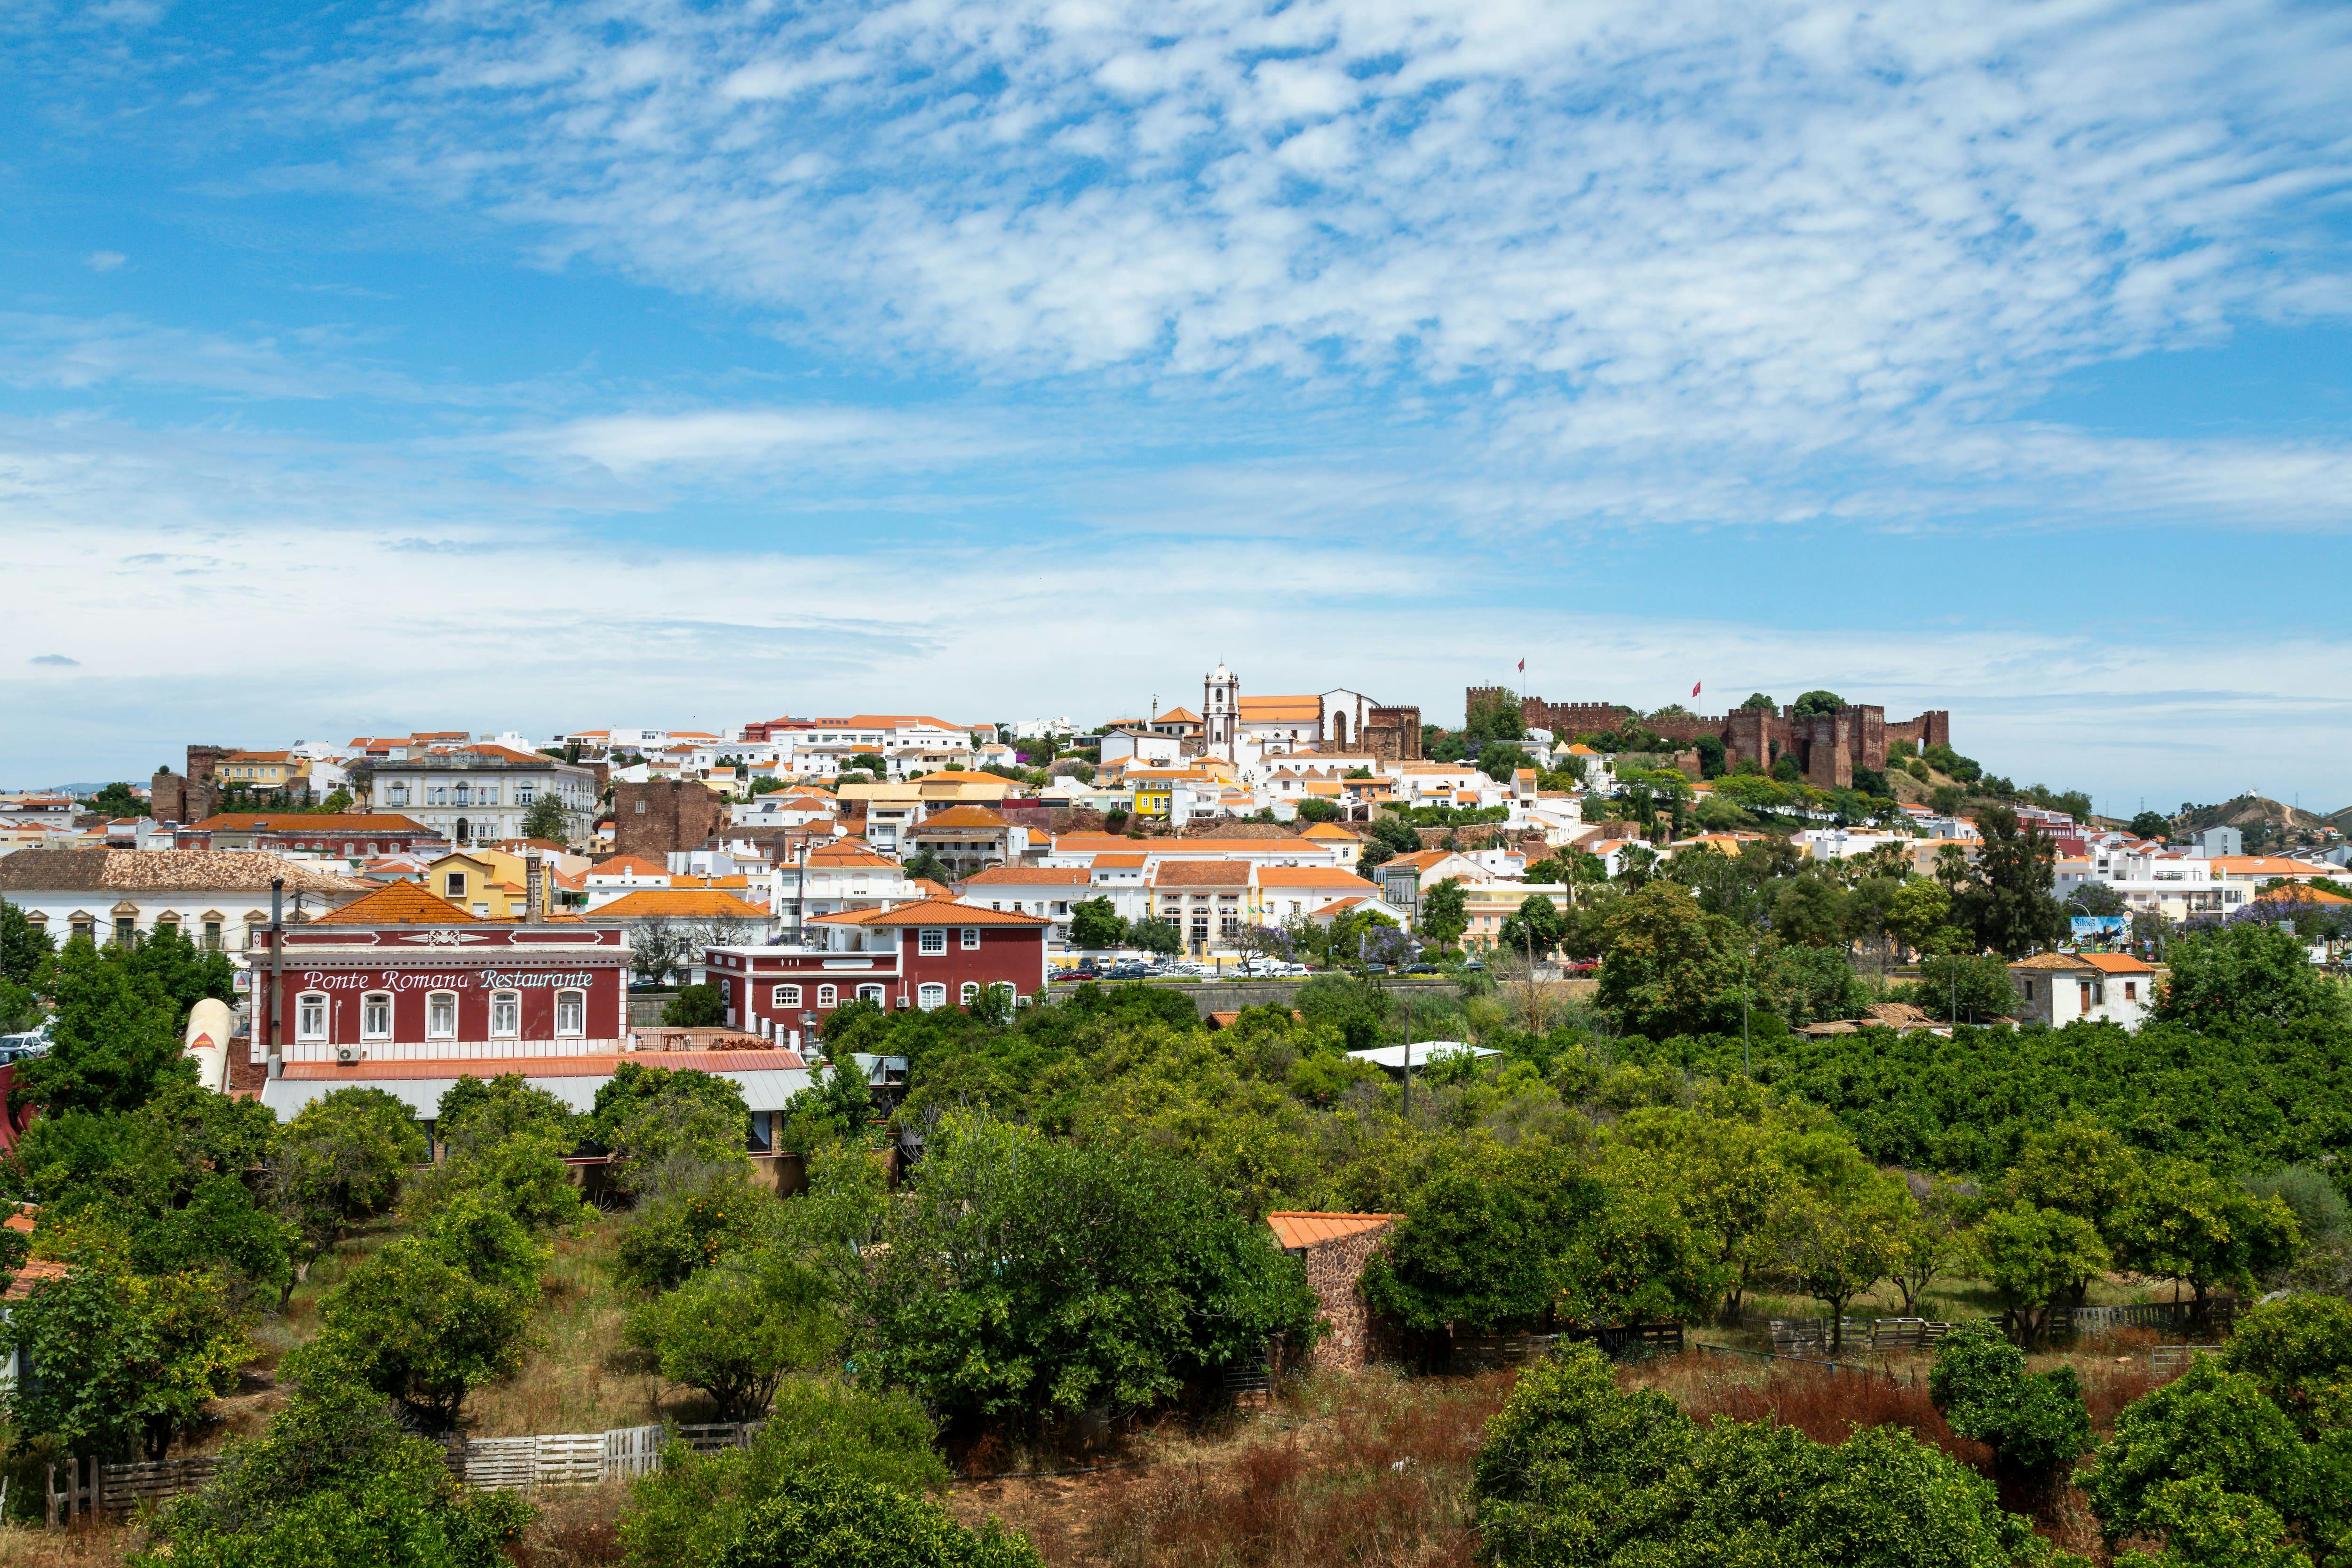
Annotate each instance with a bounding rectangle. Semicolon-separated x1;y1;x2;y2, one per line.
625;1251;843;1421
266;1086;428;1252
135;1382;532;1568
708;1466;1039;1568
1927;1320;2091;1481
619;1380;948;1567
612;1166;776;1292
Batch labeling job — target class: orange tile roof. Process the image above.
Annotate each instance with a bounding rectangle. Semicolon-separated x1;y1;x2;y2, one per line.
587;855;671;878
2209;857;2344;876
2257;881;2352;904
310;881;477;925
2081;952;2157;974
809;898;1049;928
1256;868;1380;889
1090;852;1149;868
594;890;771;920
1151;860;1254;887
1298;822;1362;840
280;1049;799;1081
914;805;1013;830
962;866;1090;885
1154;707;1201;723
191;813;431;833
1238;696;1321;722
1266;1212;1397;1248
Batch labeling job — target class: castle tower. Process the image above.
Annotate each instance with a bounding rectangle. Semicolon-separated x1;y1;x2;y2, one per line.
1204;663;1239;761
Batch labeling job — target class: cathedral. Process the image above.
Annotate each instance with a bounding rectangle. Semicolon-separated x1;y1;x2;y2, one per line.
1190;664;1423;764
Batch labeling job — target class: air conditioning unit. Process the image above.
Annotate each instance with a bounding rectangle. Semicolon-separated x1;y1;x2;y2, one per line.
335;1044;365;1065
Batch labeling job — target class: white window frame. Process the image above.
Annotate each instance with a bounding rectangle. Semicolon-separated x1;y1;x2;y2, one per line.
555;989;586;1037
857;983;885;1004
919;928;946;955
295;991;331;1044
490;989;522;1039
361;991;394;1042
960;982;979;1006
918;983;948;1011
426;990;459;1041
961;927;981;950
444;872;466;899
772;983;801;1007
817;983;838;1008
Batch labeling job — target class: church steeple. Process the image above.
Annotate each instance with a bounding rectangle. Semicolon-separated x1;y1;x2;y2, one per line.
1204;662;1239;761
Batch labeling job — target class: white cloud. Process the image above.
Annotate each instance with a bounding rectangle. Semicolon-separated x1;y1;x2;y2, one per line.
85;250;126;271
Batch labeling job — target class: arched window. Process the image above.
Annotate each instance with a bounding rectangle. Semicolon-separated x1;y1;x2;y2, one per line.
555;990;586;1037
361;992;393;1041
295;991;330;1043
772;984;801;1008
918;983;947;1011
454;817;470;844
959;982;978;1006
490;989;521;1038
857;983;885;1004
426;991;459;1040
817;984;838;1008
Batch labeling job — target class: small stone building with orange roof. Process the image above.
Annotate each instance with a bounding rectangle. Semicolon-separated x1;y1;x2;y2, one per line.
1266;1211;1399;1371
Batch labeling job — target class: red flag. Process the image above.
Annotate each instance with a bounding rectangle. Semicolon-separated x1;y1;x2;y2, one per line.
1692;681;1702;697
1517;659;1525;673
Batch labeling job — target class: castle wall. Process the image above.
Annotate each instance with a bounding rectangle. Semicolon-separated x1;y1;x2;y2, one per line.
1469;689;1942;785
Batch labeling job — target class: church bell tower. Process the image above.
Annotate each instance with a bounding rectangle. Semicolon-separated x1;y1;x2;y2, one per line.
1204;663;1239;761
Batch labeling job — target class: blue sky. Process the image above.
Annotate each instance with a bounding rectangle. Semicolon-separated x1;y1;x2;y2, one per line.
5;0;2352;815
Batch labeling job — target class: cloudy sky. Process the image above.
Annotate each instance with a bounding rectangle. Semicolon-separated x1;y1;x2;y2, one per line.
5;0;2351;813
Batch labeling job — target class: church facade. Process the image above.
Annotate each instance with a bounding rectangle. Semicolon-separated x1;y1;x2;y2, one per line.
1198;665;1422;764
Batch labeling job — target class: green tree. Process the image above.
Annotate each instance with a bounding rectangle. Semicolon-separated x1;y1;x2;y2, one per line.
1466;688;1527;745
709;1467;1041;1568
2;902;56;987
665;982;727;1027
1792;690;1846;717
519;792;572;844
1740;692;1778;711
17;935;191;1114
1126;916;1183;957
266;1087;427;1257
627;1250;843;1422
613;1166;777;1292
2158;922;2349;1028
857;1112;1316;1429
129;1174;299;1306
1774;1155;1912;1351
288;1202;545;1432
618;1380;950;1568
1296;797;1343;823
1955;806;2068;958
2130;810;2173;842
900;849;952;885
136;1382;532;1568
1419;877;1470;947
1360;1143;1591;1334
1886;876;1956;955
1495;893;1567;961
1475;1343;2057;1568
1293;972;1393;1051
590;1062;751;1186
0;1230;254;1460
2222;1293;2352;1435
1928;1320;2092;1482
1915;953;2018;1021
1969;1202;2110;1345
84;782;150;818
2121;1157;2302;1318
1772;874;1849;948
1595;882;1754;1039
1068;896;1126;950
2084;1358;2312;1562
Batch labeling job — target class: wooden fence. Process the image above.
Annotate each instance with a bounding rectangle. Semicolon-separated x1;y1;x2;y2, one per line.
1768;1318;1954;1355
51;1421;765;1521
1453;1323;1685;1368
2071;1301;2235;1336
2149;1344;2225;1375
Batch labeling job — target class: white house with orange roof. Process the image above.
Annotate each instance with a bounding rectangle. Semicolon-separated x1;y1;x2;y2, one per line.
957;865;1095;943
2008;951;2160;1029
770;839;927;939
1255;866;1383;925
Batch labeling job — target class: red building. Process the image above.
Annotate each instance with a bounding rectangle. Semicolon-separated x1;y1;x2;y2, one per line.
250;880;630;1072
177;812;444;856
707;897;1050;1049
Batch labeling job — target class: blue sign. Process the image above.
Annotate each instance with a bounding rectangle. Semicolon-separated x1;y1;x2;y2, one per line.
2071;915;2129;939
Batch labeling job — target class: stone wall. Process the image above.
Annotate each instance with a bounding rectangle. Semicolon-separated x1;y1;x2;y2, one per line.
611;779;721;861
1484;689;1946;788
1298;1222;1397;1372
1361;705;1423;763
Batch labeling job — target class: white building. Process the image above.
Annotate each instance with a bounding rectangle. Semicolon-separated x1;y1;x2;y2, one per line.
0;848;368;963
367;743;598;847
2008;952;2158;1029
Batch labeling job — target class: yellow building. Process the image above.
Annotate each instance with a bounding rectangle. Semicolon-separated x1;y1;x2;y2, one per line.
424;851;527;917
217;750;308;791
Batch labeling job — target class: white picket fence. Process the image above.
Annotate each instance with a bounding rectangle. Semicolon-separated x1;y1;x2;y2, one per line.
54;1420;763;1520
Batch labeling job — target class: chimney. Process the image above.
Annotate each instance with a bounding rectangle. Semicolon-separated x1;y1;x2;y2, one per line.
525;851;545;923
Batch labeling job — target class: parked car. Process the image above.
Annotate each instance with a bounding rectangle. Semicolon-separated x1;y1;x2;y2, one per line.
1359;963;1391;976
1401;962;1440;975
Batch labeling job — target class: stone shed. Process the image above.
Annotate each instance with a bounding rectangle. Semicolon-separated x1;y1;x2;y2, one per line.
1267;1211;1398;1371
